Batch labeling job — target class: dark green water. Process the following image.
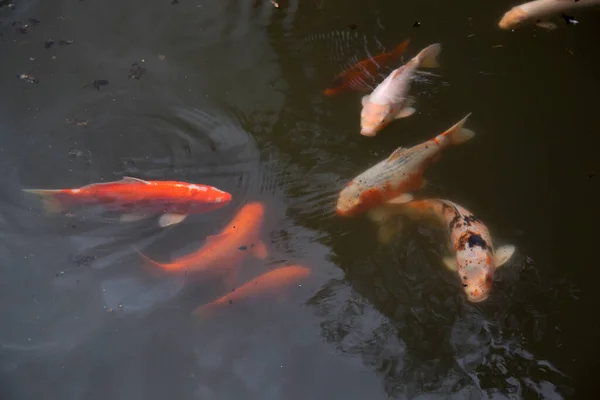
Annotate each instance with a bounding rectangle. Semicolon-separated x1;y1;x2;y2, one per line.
1;0;599;398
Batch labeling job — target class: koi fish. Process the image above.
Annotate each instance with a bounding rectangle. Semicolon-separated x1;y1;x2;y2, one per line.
498;0;600;30
191;265;311;317
336;113;475;217
22;177;232;227
136;202;267;284
323;39;411;97
370;199;515;302
359;43;441;137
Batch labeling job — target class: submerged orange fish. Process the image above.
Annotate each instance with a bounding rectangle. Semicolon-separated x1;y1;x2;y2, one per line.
136;202;267;283
22;177;232;227
323;39;411;97
336;113;475;217
370;199;515;302
191;265;312;317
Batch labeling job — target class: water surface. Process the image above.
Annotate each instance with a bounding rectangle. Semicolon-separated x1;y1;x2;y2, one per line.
1;0;599;398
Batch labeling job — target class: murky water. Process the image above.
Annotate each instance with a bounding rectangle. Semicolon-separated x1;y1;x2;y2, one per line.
1;0;599;398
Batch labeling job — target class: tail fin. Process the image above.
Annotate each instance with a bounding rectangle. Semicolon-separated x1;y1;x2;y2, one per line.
442;113;475;145
392;39;410;58
133;247;172;272
22;189;65;214
417;43;441;68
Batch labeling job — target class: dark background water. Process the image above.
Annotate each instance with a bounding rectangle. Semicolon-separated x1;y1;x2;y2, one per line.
1;0;599;398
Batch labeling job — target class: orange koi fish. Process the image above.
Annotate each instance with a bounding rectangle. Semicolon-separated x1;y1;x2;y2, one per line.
191;265;312;317
336;114;475;217
370;199;515;302
360;43;441;137
22;177;232;227
323;39;411;97
136;202;267;281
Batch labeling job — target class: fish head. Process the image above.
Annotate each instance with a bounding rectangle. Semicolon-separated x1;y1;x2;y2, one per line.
360;103;391;137
336;182;384;216
498;6;528;29
457;248;495;303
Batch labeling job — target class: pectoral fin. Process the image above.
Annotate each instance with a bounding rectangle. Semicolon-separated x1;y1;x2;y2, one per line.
378;221;401;244
394;107;416;119
536;21;557;30
251;240;268;259
442;256;458;271
158;213;188;227
120;212;150;223
494;245;516;268
387;193;414;205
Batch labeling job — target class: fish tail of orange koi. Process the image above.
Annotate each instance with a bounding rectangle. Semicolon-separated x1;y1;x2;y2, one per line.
133;247;172;272
392;39;410;57
22;189;65;214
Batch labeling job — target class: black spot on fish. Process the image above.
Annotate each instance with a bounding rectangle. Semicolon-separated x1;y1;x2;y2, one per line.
467;234;488;250
463;215;479;226
463;276;467;280
449;215;461;230
238;246;248;251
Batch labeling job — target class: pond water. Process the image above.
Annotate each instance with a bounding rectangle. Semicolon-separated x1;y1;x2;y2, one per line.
1;0;599;398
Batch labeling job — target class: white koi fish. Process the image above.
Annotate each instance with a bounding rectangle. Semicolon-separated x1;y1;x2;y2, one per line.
499;0;600;30
359;43;441;137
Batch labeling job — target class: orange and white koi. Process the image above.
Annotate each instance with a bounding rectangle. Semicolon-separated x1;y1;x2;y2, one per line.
136;202;267;284
370;199;515;303
359;43;441;137
499;0;600;30
191;265;311;317
336;113;475;217
22;177;232;227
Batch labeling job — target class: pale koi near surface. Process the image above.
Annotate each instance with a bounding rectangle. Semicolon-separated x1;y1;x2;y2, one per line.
498;0;600;30
359;43;441;137
336;113;475;217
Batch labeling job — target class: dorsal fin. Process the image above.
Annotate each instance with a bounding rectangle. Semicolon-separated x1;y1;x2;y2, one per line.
386;147;407;163
120;176;150;184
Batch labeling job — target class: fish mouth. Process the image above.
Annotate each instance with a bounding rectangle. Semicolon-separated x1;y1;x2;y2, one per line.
335;207;352;217
467;294;489;303
360;129;377;137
